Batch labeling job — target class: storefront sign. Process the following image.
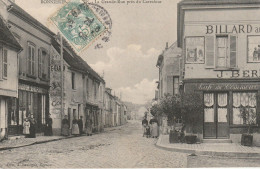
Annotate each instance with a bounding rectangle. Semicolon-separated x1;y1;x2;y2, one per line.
205;24;260;34
217;70;260;78
198;83;259;91
18;84;47;93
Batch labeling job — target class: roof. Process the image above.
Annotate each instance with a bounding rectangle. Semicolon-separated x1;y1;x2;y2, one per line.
177;0;260;47
8;0;55;37
0;15;22;51
52;38;105;83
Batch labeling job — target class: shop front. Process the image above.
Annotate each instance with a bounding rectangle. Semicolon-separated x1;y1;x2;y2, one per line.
184;79;260;141
85;103;99;132
15;83;49;135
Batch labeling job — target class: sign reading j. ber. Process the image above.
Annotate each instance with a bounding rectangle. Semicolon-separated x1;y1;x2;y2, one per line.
206;24;260;34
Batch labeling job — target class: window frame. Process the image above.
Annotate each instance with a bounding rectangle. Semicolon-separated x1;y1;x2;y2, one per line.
247;35;260;63
173;76;179;95
215;35;229;68
185;36;205;64
71;72;76;90
27;42;36;77
3;47;8;79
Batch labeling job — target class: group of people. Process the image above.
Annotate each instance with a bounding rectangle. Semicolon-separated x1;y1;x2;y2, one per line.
23;114;53;138
142;117;159;138
61;115;93;136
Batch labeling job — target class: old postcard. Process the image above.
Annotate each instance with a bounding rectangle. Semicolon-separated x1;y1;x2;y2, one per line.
0;0;260;168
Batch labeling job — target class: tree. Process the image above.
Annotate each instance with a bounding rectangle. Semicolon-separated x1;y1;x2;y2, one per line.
181;92;204;134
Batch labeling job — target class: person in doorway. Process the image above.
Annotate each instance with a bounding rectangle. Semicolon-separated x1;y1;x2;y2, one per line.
61;115;70;136
149;117;159;138
29;114;36;138
23;118;30;138
45;114;53;136
142;117;148;137
85;116;93;136
77;116;83;136
72;117;80;136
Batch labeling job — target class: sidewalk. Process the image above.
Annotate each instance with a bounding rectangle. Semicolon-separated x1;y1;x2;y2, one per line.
156;134;260;158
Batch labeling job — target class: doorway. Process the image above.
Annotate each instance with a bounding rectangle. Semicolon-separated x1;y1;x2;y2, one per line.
203;93;229;139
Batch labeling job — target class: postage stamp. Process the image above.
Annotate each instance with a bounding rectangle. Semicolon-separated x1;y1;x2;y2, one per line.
50;0;107;53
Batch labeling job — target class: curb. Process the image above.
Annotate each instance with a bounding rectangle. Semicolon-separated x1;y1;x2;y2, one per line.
0;135;80;152
155;135;260;158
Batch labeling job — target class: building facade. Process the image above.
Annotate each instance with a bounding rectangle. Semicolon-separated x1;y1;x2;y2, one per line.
178;0;260;143
6;1;54;136
156;42;182;99
0;6;22;139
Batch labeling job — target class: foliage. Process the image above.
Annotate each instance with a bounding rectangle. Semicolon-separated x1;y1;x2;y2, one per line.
239;107;257;134
150;94;181;125
181;92;204;133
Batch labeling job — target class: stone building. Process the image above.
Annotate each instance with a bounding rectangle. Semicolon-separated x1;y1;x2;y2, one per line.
0;4;22;140
178;0;260;143
6;0;55;136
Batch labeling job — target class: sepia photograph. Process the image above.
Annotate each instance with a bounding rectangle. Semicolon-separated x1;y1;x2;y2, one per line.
0;0;260;168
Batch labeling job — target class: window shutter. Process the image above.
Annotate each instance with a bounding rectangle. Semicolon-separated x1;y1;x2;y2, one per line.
230;35;237;68
38;49;42;78
28;46;32;75
205;36;215;68
3;49;7;78
32;48;35;76
0;47;2;79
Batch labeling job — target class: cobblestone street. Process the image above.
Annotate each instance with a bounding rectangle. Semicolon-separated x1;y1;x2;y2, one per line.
0;121;187;168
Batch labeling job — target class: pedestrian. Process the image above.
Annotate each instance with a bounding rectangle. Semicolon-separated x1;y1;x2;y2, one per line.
61;115;70;136
29;114;36;138
45;114;53;136
72;117;80;136
23;117;30;138
149;117;159;138
85;116;93;136
77;116;83;135
142;117;148;137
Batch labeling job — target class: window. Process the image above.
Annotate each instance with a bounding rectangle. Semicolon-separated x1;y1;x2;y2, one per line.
72;72;75;89
3;48;7;78
38;49;48;79
38;49;42;78
28;43;36;76
233;92;257;125
94;82;97;100
186;37;205;63
248;36;260;62
173;77;179;95
86;77;89;98
205;35;237;68
216;36;229;68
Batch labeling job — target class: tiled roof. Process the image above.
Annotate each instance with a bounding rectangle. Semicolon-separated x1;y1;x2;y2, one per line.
8;0;55;36
0;15;22;51
52;38;105;83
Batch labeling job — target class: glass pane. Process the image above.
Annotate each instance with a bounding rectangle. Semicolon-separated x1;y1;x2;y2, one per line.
233;108;242;124
218;48;226;58
218;108;227;122
217;57;226;67
204;108;214;122
218;93;227;107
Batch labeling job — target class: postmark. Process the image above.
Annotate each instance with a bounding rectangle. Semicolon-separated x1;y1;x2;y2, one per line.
50;0;110;53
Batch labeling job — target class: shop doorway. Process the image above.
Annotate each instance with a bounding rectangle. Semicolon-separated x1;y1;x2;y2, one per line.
203;93;229;139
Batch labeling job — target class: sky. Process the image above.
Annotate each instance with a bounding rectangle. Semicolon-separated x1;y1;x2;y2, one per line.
15;0;181;104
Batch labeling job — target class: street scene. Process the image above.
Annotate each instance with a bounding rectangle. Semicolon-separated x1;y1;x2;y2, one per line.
1;0;260;168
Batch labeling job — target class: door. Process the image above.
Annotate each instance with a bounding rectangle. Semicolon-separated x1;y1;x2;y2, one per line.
204;93;229;139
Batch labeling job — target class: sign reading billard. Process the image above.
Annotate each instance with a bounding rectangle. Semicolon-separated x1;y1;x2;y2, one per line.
206;24;260;34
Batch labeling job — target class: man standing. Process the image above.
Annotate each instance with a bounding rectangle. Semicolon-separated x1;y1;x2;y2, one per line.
78;116;83;135
142;117;148;137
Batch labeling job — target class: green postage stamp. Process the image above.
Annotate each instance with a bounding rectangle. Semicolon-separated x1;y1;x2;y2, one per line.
50;0;106;52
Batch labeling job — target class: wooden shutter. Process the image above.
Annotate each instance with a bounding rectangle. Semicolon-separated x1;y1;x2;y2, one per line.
0;47;2;79
38;49;42;78
230;35;237;68
205;36;215;68
3;49;7;78
28;45;32;75
32;47;35;76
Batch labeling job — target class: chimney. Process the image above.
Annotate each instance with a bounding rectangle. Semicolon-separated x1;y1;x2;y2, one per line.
165;42;168;50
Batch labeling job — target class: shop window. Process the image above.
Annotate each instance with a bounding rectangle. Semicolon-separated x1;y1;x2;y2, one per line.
248;36;260;62
204;93;214;122
232;92;257;125
28;42;36;76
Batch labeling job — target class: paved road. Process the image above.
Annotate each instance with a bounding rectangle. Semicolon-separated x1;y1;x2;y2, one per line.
0;121;187;168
